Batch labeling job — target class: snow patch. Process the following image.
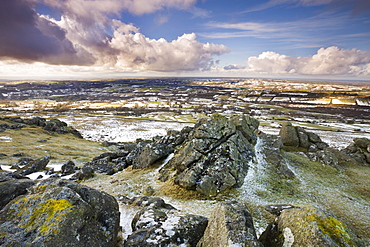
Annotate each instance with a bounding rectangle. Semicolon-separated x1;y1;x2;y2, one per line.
283;227;294;247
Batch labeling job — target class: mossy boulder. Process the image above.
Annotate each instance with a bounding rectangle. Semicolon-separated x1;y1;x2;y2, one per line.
197;201;262;247
0;178;120;247
259;206;365;247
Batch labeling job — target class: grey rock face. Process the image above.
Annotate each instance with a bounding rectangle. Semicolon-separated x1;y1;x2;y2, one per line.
160;114;257;196
83;151;129;175
256;133;295;178
354;138;370;149
0;171;28;182
0;179;36;210
132;142;174;169
197;201;262;247
84;156;115;175
0;179;120;247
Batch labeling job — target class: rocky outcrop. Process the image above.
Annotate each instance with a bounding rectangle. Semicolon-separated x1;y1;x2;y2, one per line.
0;117;82;138
43;119;83;138
343;138;370;165
259;206;364;247
160;114;258;196
124;196;208;247
82;151;127;176
197;201;262;247
306;137;370;169
279;122;328;151
0;178;120;247
82;139;174;176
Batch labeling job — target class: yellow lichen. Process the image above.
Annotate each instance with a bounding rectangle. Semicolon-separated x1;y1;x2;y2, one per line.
21;198;74;235
316;216;355;247
303;209;356;247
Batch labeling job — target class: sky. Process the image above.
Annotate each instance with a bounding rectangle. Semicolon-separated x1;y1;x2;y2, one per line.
0;0;370;80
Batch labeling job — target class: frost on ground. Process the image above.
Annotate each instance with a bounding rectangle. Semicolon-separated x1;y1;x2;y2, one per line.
59;114;193;143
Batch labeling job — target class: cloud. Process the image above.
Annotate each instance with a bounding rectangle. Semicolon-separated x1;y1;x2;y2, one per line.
43;0;197;25
204;12;347;39
0;0;92;65
247;46;370;76
202;12;365;50
0;0;229;73
109;32;230;71
242;0;370;14
223;65;247;70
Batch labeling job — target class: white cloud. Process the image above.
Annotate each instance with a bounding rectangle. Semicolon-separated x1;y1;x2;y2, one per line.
247;46;370;76
43;0;197;25
0;0;229;76
109;32;230;71
203;13;347;42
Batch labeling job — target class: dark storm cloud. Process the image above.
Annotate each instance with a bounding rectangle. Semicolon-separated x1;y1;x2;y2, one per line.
0;0;93;65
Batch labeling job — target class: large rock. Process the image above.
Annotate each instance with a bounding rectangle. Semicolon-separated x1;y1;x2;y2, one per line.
0;179;36;210
132;142;174;169
125;196;208;247
257;133;294;178
61;160;79;176
84;156;115;175
259;206;364;247
0;179;120;247
17;156;51;176
197;201;262;247
279;122;299;147
353;138;370;149
70;166;94;180
160;114;257;196
24;117;47;127
279;122;328;151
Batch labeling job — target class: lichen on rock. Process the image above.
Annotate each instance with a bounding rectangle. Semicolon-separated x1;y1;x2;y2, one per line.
0;178;120;247
259;206;365;247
